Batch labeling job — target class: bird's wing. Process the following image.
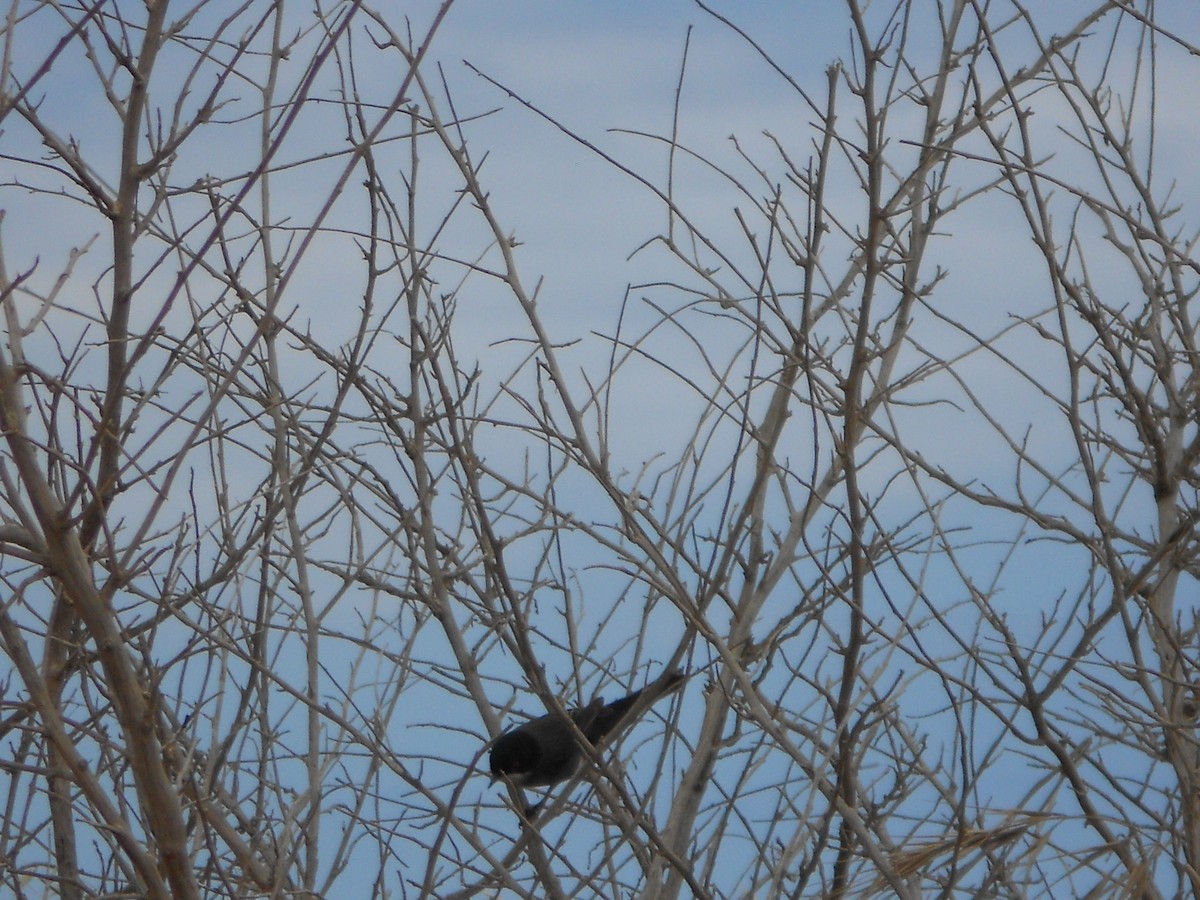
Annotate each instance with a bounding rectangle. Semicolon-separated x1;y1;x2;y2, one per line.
569;698;605;736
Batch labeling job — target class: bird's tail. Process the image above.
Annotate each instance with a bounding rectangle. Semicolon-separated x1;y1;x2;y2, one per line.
582;669;688;743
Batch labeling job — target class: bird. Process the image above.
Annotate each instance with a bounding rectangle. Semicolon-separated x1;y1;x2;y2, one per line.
489;670;687;789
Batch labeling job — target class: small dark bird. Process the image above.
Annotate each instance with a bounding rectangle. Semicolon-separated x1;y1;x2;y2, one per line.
489;670;687;788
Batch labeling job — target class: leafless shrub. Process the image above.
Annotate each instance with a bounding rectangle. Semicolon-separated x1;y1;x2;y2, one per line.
0;1;1196;897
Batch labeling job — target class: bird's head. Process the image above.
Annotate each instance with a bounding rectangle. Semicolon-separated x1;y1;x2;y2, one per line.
489;729;542;786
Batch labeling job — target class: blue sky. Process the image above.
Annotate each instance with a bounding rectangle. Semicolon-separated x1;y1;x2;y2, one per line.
3;1;1199;896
